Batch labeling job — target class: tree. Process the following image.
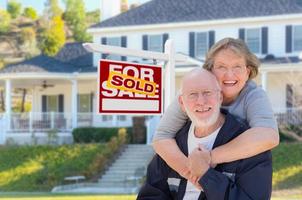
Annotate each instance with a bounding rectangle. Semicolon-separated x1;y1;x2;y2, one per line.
38;16;65;56
44;0;63;19
63;0;90;42
7;0;22;19
0;9;11;34
23;7;38;20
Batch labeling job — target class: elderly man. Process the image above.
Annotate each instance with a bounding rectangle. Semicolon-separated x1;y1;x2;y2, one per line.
137;68;272;200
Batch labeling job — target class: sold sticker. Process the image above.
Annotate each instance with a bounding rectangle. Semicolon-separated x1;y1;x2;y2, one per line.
98;59;162;115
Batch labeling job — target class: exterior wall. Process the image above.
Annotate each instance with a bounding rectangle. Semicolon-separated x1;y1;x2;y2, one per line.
92;15;302;67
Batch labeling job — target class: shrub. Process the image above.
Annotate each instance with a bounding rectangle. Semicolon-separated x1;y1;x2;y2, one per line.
72;127;132;143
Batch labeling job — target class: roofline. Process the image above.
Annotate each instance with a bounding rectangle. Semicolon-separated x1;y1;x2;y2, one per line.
88;13;302;34
0;72;97;80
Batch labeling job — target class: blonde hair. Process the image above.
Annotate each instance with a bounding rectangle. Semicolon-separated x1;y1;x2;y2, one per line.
203;38;260;79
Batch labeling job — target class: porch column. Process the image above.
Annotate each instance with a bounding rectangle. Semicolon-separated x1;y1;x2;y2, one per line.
71;79;78;128
112;115;118;126
164;39;176;111
5;79;11;131
261;71;267;91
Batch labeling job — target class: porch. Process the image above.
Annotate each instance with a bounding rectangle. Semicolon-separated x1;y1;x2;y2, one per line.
0;112;133;145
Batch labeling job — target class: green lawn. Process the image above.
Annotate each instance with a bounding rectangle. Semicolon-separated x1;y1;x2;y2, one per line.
0;194;300;200
0;142;300;198
272;142;302;191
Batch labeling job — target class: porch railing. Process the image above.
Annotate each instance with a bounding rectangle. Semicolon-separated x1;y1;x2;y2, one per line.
10;112;72;132
0;112;133;132
274;107;302;127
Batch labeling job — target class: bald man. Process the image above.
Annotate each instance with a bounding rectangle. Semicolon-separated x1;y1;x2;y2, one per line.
137;68;272;200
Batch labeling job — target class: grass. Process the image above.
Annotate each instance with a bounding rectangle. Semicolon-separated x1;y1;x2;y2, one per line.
0;194;300;200
272;142;302;191
0;131;127;192
0;193;137;200
0;141;300;199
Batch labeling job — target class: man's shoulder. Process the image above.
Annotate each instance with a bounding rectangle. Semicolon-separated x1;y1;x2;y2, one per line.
175;121;191;139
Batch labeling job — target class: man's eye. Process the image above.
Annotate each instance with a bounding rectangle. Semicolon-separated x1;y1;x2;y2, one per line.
189;92;198;97
203;91;212;96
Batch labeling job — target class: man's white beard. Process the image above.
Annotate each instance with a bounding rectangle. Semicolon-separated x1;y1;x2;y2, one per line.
186;104;221;129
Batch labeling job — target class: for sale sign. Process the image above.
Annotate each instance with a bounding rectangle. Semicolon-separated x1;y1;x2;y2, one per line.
98;60;162;115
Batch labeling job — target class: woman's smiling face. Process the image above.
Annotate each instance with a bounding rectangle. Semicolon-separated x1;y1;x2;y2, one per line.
211;48;250;104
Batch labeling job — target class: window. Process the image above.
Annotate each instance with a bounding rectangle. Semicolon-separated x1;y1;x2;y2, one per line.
148;35;163;52
78;94;91;113
107;37;121;60
293;25;302;51
195;32;208;59
246;28;261;54
47;95;58;112
117;115;126;121
102;115;113;121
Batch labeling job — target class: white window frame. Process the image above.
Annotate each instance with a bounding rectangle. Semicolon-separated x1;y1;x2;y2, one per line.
293;25;302;52
245;28;261;54
148;34;163;52
195;32;208;60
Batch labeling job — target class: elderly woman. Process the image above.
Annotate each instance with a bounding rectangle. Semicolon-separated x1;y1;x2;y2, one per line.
152;37;279;181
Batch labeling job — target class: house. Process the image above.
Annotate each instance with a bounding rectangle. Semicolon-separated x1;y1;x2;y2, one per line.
0;43;133;144
89;0;302;120
0;0;302;144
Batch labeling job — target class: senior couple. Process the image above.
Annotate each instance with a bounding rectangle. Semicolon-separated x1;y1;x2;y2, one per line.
137;38;278;200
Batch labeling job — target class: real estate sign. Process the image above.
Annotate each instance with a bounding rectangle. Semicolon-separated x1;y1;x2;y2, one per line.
98;60;162;115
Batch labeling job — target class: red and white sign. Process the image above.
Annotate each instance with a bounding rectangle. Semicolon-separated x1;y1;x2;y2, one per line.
98;59;162;115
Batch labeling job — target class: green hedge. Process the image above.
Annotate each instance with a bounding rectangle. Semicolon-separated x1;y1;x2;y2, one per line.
72;127;133;143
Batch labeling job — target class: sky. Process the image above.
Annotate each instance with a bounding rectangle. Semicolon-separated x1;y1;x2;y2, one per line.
0;0;151;14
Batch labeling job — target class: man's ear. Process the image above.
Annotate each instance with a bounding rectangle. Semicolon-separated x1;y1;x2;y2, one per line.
219;91;223;104
178;95;186;113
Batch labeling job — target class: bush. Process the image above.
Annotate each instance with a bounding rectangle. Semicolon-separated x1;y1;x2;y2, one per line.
72;127;132;143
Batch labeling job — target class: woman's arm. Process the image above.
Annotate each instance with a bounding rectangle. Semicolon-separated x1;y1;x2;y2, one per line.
152;96;189;177
153;139;190;178
211;126;279;165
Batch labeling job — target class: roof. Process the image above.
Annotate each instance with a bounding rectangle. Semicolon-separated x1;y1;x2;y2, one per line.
0;43;96;74
261;56;302;64
92;0;302;28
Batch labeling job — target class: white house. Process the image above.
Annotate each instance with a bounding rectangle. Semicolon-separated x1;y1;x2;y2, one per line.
0;0;301;144
89;0;302;123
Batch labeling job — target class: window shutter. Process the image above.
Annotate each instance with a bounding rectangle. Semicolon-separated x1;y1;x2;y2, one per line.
58;94;64;112
142;35;148;50
101;37;107;59
42;95;47;112
189;32;195;57
162;33;169;52
90;93;94;112
142;35;148;60
261;27;268;54
121;36;127;61
239;28;245;41
286;25;292;53
208;31;215;49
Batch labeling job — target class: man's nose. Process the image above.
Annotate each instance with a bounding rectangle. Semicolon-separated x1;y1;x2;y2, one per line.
196;93;207;104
